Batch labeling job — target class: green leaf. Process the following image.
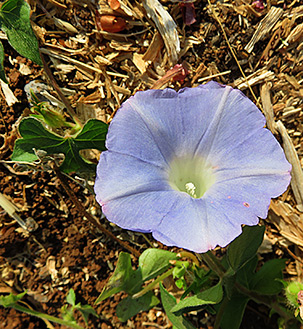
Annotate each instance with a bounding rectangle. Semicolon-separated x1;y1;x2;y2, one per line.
11;117;108;173
116;292;159;322
76;304;98;325
95;252;133;304
222;269;237;299
218;294;249;329
236;256;258;289
95;252;142;304
138;248;178;282
66;289;76;306
61;306;76;324
0;0;42;65
0;291;27;307
227;225;265;272
0;40;7;83
160;283;196;329
250;259;285;295
171;283;223;316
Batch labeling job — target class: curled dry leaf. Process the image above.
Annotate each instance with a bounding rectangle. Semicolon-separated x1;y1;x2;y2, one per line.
245;6;283;53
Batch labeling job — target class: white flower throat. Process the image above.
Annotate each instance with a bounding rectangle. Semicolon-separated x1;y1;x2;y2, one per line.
168;156;216;198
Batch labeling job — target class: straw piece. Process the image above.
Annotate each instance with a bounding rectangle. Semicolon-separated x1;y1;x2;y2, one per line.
233;68;275;90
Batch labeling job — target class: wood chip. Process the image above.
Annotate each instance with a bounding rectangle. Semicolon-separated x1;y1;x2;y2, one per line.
269;200;303;247
285;22;303;44
132;53;146;74
275;120;303;212
143;0;180;65
260;82;276;133
0;80;18;106
233;68;275;90
245;7;284;53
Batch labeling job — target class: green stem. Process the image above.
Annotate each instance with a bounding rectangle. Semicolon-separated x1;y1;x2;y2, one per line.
13;304;84;329
132;268;174;299
234;283;294;321
178;251;200;266
200;251;226;279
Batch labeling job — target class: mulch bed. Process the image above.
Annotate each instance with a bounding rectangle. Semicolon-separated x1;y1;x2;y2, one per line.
0;0;303;328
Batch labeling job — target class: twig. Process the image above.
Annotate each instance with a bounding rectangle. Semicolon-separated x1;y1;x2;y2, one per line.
12;304;84;329
40;53;83;127
197;70;231;83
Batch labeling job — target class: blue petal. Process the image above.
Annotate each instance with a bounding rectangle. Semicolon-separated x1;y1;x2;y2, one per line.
153;196;248;253
193;83;266;158
105;82;233;165
208;126;291;177
101;190;182;232
95;151;171;204
212;128;291;197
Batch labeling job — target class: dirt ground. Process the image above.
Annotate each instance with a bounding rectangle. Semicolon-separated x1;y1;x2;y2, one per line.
0;0;303;328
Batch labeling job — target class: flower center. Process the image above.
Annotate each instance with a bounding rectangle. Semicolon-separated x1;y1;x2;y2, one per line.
168;156;216;198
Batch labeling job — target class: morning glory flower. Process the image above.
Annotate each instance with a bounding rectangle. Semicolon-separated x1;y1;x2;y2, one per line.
94;81;291;253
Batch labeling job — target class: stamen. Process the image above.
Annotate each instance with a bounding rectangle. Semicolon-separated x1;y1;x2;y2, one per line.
185;182;197;198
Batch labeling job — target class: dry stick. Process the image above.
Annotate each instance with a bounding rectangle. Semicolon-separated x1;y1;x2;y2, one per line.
207;0;260;108
40;53;83;127
53;164;141;258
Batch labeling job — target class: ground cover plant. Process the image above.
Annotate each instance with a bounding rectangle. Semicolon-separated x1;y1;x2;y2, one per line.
0;0;303;328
